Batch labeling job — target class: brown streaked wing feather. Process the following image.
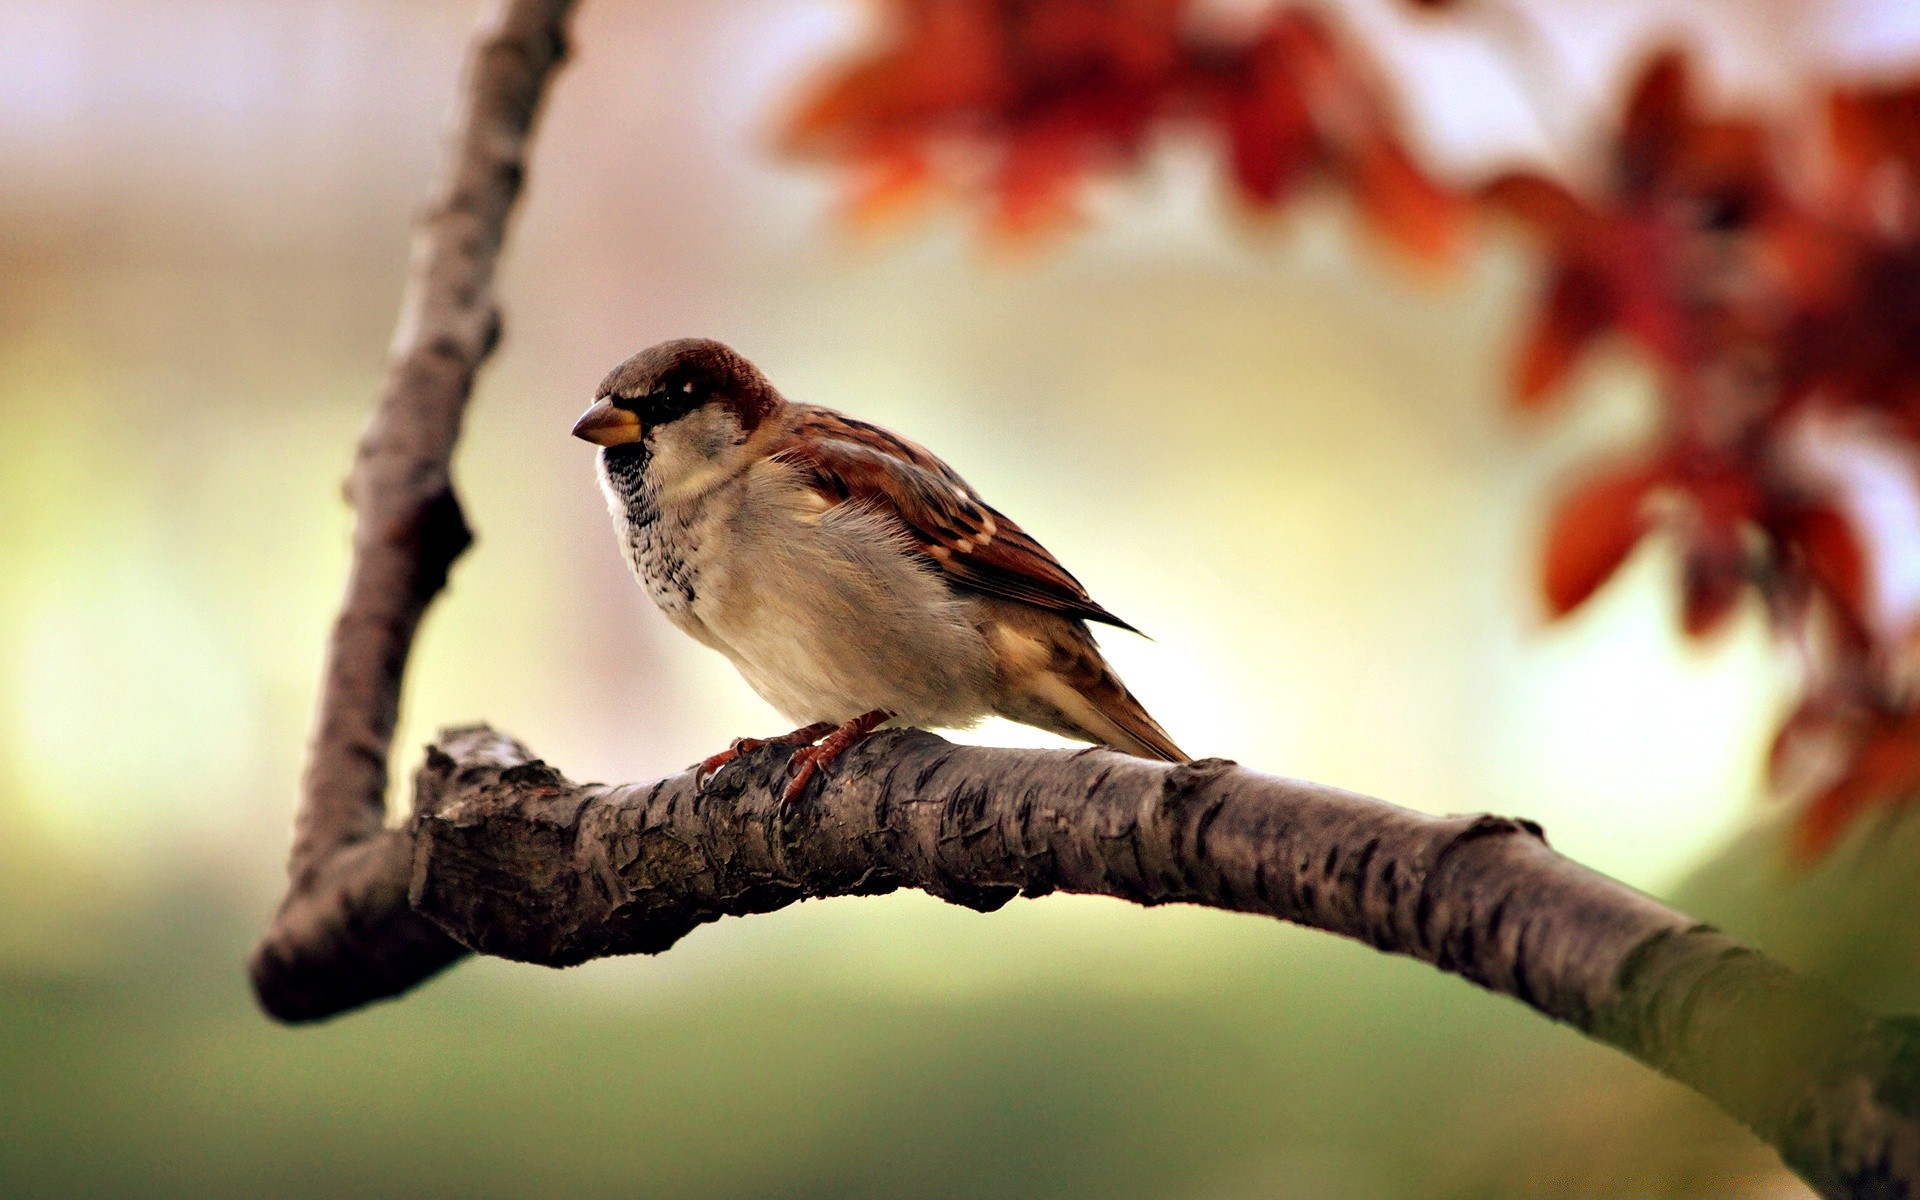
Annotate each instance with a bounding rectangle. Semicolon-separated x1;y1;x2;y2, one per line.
771;407;1141;632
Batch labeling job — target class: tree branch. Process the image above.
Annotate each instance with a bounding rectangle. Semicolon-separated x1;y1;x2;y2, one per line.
394;725;1919;1200
249;0;579;1023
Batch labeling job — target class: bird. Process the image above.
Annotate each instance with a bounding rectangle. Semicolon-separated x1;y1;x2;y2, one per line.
571;337;1186;802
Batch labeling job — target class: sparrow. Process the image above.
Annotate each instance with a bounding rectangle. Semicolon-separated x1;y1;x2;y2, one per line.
572;338;1186;801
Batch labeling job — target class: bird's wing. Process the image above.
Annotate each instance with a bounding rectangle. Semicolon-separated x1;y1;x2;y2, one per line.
769;407;1140;632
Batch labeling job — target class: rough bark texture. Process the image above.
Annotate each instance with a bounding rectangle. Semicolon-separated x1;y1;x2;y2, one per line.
249;0;578;1023
249;1;1920;1196
397;725;1920;1200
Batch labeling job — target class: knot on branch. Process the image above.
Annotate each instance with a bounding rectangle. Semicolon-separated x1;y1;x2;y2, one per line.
409;727;710;965
1123;755;1239;905
401;486;473;596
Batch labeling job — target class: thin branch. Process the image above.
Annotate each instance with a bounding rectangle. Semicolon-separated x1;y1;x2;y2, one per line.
396;725;1920;1200
250;0;579;1023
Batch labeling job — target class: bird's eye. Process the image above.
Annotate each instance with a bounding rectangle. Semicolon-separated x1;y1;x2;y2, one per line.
638;385;703;425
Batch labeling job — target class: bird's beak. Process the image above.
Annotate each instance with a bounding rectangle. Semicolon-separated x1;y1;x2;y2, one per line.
571;398;642;447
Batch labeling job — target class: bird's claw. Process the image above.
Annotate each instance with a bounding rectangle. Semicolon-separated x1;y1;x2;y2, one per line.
776;710;891;810
696;739;757;788
697;723;839;790
780;749;823;807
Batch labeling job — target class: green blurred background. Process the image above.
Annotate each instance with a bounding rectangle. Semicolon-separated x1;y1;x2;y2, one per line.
5;1;1919;1196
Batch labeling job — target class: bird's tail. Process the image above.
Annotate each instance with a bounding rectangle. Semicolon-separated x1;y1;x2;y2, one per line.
1078;673;1188;762
1003;619;1188;762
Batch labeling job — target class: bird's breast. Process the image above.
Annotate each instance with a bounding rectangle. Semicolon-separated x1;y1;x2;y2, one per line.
629;508;696;610
602;452;997;727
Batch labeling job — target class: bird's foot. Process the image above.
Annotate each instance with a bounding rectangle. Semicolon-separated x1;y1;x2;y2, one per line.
698;721;837;787
781;710;891;807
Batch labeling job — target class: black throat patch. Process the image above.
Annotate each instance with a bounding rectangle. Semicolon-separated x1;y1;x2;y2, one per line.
600;442;697;610
600;443;654;527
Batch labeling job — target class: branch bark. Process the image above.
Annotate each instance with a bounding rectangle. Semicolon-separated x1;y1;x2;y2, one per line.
248;2;1920;1197
395;726;1920;1200
249;0;579;1022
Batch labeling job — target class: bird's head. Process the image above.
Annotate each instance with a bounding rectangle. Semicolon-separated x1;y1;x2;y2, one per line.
572;338;782;474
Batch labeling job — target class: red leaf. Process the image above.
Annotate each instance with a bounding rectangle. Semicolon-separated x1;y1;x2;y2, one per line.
992;123;1087;239
1830;83;1920;218
1515;264;1614;407
1607;217;1694;370
1348;134;1462;264
1619;51;1693;196
782;2;1003;152
1795;718;1920;860
1829;89;1879;181
1769;694;1840;782
1682;541;1746;637
1677;473;1760;638
845;146;935;226
1215;33;1316;206
1480;172;1591;241
1686;469;1762;528
1540;462;1666;616
1784;503;1871;633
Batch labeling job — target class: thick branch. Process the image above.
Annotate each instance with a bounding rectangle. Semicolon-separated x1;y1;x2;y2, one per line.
397;725;1916;1200
251;0;577;1022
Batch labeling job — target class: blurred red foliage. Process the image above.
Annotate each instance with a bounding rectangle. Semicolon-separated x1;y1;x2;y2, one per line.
782;0;1461;256
786;1;1920;859
1499;56;1920;857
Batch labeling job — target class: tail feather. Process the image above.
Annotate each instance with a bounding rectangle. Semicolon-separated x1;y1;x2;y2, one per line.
1071;673;1188;763
987;606;1188;763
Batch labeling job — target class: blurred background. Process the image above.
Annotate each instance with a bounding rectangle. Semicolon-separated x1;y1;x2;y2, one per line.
6;1;1920;1196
